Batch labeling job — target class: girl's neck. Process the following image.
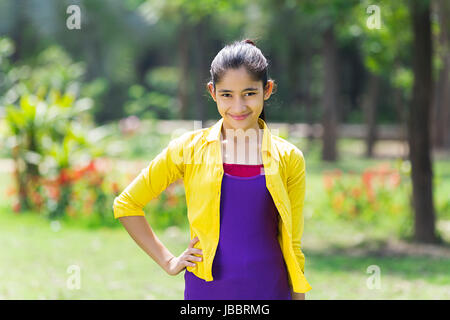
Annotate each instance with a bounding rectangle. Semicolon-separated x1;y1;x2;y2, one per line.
220;121;263;165
220;120;262;141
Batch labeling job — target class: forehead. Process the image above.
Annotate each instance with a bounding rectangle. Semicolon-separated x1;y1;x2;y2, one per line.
216;66;262;90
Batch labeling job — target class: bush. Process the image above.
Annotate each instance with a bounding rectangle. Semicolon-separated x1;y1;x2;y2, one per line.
319;160;414;236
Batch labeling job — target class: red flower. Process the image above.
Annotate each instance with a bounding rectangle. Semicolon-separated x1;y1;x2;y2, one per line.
351;187;362;199
362;171;375;202
323;175;334;191
45;184;60;200
13;201;21;213
57;168;72;185
6;187;16;196
86;160;96;172
111;182;120;194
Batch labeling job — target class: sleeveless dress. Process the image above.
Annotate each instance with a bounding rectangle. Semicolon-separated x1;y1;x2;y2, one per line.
183;163;292;300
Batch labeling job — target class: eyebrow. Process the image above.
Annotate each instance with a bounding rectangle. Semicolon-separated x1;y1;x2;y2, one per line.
218;87;259;93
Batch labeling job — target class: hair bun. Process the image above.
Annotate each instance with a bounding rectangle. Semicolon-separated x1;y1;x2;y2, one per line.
243;39;256;46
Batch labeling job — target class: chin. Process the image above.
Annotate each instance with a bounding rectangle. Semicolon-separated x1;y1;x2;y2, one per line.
231;118;258;130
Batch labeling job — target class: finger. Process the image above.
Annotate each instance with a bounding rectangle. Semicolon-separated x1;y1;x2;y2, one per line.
184;260;196;267
188;248;203;256
186;254;202;262
188;236;199;248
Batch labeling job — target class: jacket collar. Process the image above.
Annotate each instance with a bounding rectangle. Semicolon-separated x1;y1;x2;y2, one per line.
205;117;280;162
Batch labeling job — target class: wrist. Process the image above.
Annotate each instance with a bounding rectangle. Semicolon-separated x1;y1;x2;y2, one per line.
163;255;176;274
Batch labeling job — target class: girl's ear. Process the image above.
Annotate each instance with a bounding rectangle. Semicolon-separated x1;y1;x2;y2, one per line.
207;81;217;102
263;80;274;100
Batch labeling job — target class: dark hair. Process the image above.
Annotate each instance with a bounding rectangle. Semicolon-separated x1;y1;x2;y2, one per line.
207;38;276;122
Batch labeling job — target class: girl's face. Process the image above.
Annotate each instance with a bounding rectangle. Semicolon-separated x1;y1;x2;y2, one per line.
208;66;273;133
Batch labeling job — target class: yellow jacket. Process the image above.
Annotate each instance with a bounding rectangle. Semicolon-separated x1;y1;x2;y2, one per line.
113;117;312;293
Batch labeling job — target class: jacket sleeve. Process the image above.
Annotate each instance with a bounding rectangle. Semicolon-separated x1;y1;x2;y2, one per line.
112;134;186;219
286;146;307;274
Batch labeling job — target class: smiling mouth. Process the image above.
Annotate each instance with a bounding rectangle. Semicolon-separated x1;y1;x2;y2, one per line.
229;113;251;120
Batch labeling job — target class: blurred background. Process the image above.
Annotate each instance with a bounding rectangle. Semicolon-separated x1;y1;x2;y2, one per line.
0;0;449;299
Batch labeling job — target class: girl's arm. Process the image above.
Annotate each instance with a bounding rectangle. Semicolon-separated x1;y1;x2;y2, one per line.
118;216;203;275
291;289;306;300
113;134;203;274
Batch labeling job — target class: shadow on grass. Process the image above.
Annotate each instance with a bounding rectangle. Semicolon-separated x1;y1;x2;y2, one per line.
305;240;450;286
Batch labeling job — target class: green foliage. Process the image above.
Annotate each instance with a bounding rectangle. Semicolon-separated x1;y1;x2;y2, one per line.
0;39;117;220
124;66;179;119
147;180;188;230
343;0;412;75
3;90;109;217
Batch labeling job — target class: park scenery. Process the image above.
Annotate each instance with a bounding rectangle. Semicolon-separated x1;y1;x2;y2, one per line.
0;0;449;299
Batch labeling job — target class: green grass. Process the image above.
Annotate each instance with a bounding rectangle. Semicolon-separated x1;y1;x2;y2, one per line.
1;206;450;299
0;209;189;299
305;252;450;299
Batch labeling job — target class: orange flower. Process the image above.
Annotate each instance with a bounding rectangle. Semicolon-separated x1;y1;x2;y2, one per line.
332;193;345;211
88;172;104;186
323;175;334;191
167;194;178;208
6;187;16;196
66;204;77;217
351;187;362;198
111;182;120;194
323;169;342;191
30;191;44;208
86;159;96;172
45;184;60;200
349;205;358;217
362;170;373;187
82;195;94;215
57;168;72;185
362;171;375;202
388;172;401;188
12;201;21;213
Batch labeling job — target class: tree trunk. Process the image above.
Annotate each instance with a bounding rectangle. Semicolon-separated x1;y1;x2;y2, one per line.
193;18;208;124
321;25;339;162
177;14;190;120
431;0;450;149
363;73;381;158
303;51;315;147
11;0;25;63
409;0;439;243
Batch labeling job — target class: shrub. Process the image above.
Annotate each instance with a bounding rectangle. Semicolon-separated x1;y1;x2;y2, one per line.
320;160;413;235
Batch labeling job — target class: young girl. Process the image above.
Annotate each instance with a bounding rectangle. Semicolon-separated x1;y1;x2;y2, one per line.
113;39;312;300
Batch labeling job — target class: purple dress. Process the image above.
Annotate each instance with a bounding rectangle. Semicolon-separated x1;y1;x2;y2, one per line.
184;164;292;300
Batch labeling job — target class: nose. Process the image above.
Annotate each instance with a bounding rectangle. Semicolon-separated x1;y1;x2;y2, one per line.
229;96;248;114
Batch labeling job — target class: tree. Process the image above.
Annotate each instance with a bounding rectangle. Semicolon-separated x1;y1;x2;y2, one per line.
321;24;340;161
298;0;359;162
408;0;439;243
345;0;412;157
431;0;450;149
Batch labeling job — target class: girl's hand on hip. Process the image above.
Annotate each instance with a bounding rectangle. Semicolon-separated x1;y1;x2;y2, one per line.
165;236;203;276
